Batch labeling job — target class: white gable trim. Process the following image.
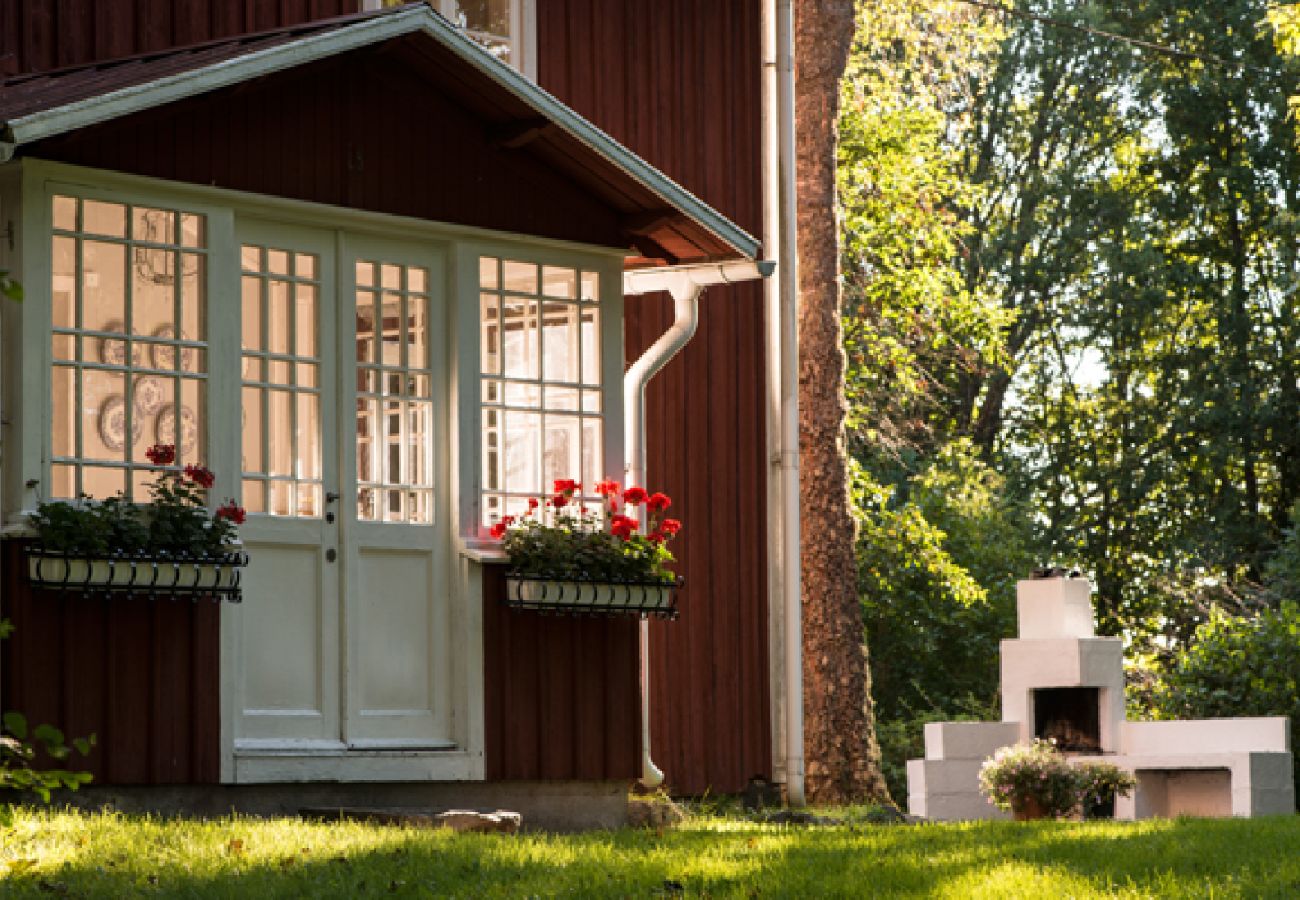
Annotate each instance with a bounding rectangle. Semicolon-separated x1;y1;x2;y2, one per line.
1;5;759;261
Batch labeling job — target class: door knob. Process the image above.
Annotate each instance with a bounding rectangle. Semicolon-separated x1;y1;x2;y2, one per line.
325;491;340;504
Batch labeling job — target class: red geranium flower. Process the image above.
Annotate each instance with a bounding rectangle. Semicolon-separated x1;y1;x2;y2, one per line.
553;479;580;494
552;493;569;509
610;514;638;540
215;501;246;525
648;529;666;544
489;522;507;539
623;486;648;506
184;464;216;489
145;443;176;466
595;479;621;498
660;518;682;536
647;492;671;512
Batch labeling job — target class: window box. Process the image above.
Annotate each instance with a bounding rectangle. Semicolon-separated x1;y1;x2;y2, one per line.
503;573;680;619
26;545;248;602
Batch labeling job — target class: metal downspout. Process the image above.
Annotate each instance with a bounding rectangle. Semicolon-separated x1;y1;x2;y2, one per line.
624;285;703;789
775;0;806;808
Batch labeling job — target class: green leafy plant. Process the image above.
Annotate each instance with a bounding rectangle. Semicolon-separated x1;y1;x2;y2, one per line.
496;479;682;583
1;620;94;819
1073;761;1136;817
978;740;1079;818
29;444;245;558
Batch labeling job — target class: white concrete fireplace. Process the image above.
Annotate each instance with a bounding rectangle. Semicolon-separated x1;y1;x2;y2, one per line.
906;575;1295;820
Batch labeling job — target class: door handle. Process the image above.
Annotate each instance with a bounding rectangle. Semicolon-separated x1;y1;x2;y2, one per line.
325;491;340;504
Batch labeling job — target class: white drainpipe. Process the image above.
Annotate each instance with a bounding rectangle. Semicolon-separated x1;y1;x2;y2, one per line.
624;259;774;788
772;0;805;808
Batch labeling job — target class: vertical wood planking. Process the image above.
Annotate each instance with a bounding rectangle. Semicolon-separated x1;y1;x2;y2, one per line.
539;0;771;795
0;541;222;785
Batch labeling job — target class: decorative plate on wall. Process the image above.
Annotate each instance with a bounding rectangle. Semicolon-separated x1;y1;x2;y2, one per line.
133;376;168;417
156;404;198;454
150;325;196;371
98;395;142;451
98;321;144;367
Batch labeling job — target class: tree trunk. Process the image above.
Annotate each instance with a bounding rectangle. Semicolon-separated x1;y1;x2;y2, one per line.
795;0;890;805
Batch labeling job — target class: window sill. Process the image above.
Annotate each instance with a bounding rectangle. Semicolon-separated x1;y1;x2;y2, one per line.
459;541;507;564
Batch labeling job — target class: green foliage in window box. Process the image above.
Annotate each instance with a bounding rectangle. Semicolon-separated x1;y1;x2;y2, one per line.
29;444;245;559
496;479;682;584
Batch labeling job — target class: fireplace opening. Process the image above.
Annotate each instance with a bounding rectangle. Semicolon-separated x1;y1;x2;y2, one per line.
1033;687;1101;752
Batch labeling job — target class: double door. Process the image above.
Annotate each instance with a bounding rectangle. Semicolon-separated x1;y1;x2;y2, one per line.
232;221;451;752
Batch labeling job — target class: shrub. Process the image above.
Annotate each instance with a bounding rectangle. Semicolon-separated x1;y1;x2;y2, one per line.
1074;761;1136;815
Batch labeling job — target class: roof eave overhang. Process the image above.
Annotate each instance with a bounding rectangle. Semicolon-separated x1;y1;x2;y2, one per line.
0;6;759;263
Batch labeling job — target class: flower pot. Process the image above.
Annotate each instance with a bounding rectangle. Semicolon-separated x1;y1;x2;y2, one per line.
1011;796;1049;821
504;575;679;618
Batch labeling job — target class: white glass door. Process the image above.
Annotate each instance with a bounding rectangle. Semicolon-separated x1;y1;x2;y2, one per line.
341;235;451;749
233;221;341;746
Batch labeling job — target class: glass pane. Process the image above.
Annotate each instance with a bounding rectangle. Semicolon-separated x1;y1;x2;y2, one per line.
503;410;541;495
407;293;429;370
581;307;601;385
268;280;290;355
82;369;127;462
582;389;602;413
356;260;375;287
52;236;76;329
269;480;292;517
51;332;76;361
502;298;538;379
483;408;500;491
295;253;317;280
546;386;580;411
503;260;537;294
51;366;75;457
381;264;400;290
542;266;576;299
409;401;432;487
409;490;433;526
241;277;262;351
82;465;126;498
82;241;126;332
580;270;599;302
52;195;77;231
267;249;289;276
297;392;321;480
479;256;499;290
297;362;318;388
480;293;500;375
295;283;318;357
297;483;320;519
83;200;126;238
357;487;376;522
243;356;263;382
51;464;76;499
542;301;579;383
379;294;402;366
408;267;428;292
131;375;174;458
242;387;264;473
268;389;292;476
181;214;204;249
243;479;266;513
458;0;510;33
357;397;378;484
356;290;378;365
582;418;603;488
181;254;205;341
544;415;582;487
504;381;541;407
132;206;174;244
132;247;176;337
176;378;206;462
241;245;262;272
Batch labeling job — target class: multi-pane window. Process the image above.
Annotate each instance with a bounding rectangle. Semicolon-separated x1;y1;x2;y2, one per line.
240;245;322;517
479;257;602;526
374;1;532;73
355;260;435;525
49;195;207;500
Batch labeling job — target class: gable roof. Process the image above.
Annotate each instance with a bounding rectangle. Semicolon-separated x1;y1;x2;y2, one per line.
0;4;759;267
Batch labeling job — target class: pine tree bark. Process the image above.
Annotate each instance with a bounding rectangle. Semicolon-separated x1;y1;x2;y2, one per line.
794;0;891;804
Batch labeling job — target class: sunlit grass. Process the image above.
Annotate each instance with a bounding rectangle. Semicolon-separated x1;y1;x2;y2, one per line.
0;808;1297;897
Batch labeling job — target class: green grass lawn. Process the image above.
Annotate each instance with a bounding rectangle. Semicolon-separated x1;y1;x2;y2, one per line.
1;808;1297;898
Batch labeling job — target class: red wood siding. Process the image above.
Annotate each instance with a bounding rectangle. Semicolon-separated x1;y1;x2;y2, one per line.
481;564;640;781
0;541;221;784
538;1;772;795
0;0;354;75
25;44;627;252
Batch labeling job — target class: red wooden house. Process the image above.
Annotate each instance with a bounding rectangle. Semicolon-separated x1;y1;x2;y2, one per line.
0;0;804;827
